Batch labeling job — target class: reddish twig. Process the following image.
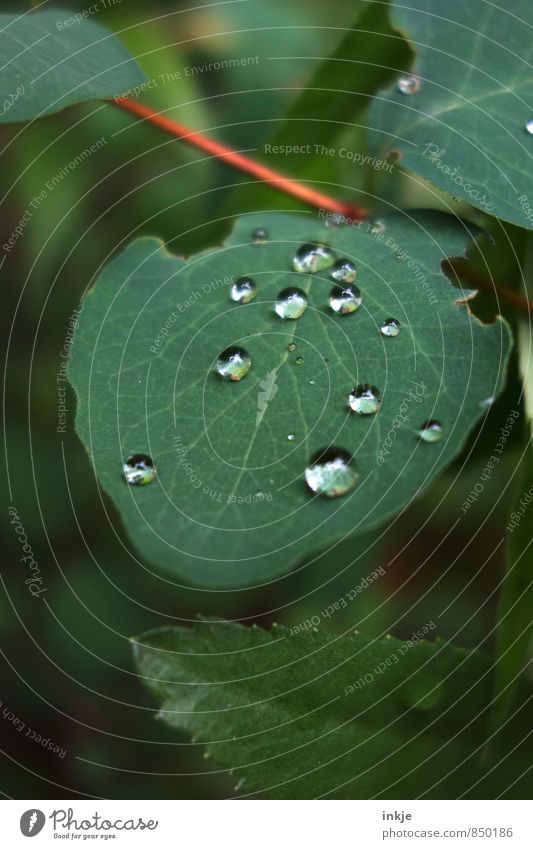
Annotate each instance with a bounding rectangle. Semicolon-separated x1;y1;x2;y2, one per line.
112;97;368;221
444;259;533;315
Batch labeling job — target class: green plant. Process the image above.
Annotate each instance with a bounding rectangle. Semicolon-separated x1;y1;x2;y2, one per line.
6;1;532;799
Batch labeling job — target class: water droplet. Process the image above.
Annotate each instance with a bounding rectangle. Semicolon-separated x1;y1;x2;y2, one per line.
309;379;315;385
330;258;357;284
349;384;382;415
369;219;386;235
305;447;358;498
296;356;304;364
380;318;400;337
287;433;296;441
329;284;362;315
526;119;533;136
123;454;157;486
287;343;296;352
418;420;443;443
397;74;420;95
479;396;494;409
275;287;308;319
216;346;251;381
293;243;336;273
252;227;268;243
255;490;264;499
230;276;257;304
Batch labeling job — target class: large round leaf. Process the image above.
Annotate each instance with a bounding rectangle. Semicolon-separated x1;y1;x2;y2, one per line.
369;0;533;230
69;211;511;587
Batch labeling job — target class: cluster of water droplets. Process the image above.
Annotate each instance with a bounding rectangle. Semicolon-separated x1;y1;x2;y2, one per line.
124;227;445;494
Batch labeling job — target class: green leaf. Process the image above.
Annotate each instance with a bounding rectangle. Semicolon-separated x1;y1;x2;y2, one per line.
133;619;526;799
0;10;145;124
368;0;533;230
69;211;511;587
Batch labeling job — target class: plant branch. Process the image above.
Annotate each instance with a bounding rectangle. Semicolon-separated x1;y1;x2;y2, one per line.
444;259;533;315
112;97;368;221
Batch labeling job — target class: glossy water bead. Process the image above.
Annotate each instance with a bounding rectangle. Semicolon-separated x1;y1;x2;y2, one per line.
329;284;362;315
293;243;336;273
397;75;420;95
275;287;308;319
230;277;257;304
418;420;444;443
349;384;382;415
123;454;157;486
216;346;251;381
380;318;400;337
304;447;358;498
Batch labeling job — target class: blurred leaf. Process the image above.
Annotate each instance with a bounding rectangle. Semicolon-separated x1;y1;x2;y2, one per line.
133;619;521;799
0;9;145;124
369;0;533;229
491;236;533;729
69;211;511;587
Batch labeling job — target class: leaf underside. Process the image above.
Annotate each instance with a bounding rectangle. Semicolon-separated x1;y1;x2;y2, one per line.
69;211;511;587
133;620;530;799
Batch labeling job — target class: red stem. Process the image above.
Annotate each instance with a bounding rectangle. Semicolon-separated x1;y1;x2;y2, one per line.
112;97;368;221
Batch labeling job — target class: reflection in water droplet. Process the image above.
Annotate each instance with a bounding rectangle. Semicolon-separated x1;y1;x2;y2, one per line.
252;227;268;243
296;356;304;364
287;343;296;352
216;346;251;381
397;74;420;95
479;396;494;409
275;287;308;319
293;243;336;273
329;284;362;315
526;119;533;136
330;259;357;284
380;318;401;337
349;384;382;414
305;446;358;498
255;490;264;499
230;276;257;304
369;219;386;234
123;454;157;486
309;379;315;385
418;420;443;443
287;433;296;441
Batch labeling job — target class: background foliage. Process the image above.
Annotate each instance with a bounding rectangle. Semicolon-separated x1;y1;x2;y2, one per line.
2;0;531;799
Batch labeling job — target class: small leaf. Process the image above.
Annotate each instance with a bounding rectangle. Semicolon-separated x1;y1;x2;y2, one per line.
133;620;527;799
369;0;533;229
69;211;511;587
0;9;145;124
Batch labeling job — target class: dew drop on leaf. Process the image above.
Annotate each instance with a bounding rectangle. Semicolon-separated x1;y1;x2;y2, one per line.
216;346;251;381
230;277;257;304
287;433;296;441
330;258;357;284
329;284;362;315
380;318;401;337
349;384;382;414
296;356;304;364
369;219;386;235
526;119;533;136
275;287;308;319
397;74;420;95
123;454;157;486
479;396;494;409
252;227;268;243
305;446;358;498
293;243;336;273
287;343;296;352
418;420;444;443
